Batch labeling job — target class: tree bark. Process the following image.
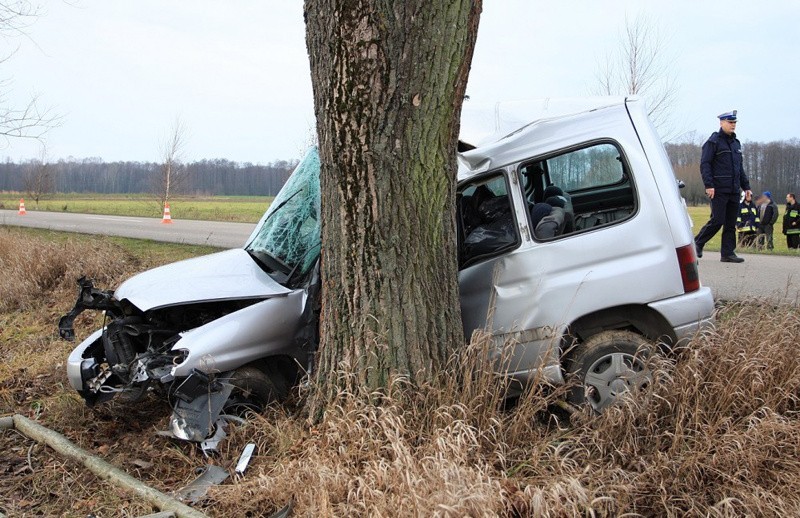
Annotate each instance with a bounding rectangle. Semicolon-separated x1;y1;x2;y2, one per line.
305;0;481;407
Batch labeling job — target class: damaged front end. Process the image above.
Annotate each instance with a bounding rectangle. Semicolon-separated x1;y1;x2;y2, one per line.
61;276;192;407
62;277;269;409
61;148;322;446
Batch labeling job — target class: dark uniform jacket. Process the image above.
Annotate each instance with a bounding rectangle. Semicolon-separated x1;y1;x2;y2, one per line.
701;129;751;194
784;202;800;235
737;200;759;233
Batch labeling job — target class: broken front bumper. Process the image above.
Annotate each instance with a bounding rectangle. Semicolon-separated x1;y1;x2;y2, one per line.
65;328;115;405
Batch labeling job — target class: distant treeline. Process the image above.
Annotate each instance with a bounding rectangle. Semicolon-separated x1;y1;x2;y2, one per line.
666;138;800;204
2;138;799;203
0;157;298;196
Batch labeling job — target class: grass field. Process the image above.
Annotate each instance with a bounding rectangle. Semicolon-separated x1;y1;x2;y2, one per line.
1;193;272;223
3;192;798;256
2;226;800;516
687;204;798;256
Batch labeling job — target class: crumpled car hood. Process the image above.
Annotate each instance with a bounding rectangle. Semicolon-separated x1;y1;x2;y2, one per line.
115;248;290;311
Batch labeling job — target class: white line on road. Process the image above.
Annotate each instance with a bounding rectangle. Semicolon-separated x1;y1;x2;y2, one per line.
86;216;145;223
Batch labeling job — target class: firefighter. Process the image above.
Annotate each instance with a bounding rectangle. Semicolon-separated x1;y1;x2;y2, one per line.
784;193;800;249
736;190;759;248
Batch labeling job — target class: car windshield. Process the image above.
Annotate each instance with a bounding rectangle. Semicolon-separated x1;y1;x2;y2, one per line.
245;147;321;279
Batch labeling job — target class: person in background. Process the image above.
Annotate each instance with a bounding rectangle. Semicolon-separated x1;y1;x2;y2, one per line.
756;191;778;250
783;193;800;249
736;190;759;248
694;110;751;263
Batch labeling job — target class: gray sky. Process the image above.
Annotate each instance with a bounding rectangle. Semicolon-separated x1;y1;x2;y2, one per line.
2;1;799;164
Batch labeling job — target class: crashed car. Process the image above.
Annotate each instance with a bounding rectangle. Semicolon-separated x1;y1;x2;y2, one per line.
62;97;714;444
61;150;321;443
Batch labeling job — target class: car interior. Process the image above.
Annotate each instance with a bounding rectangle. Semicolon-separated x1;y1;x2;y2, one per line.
457;141;637;268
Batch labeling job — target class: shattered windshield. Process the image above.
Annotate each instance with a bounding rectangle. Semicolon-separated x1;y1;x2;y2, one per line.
245;147;321;278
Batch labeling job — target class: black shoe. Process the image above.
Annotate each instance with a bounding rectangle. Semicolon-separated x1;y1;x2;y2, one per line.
695;244;703;258
720;255;744;263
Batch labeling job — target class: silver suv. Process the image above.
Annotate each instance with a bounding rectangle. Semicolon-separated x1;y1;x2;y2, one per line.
62;97;713;443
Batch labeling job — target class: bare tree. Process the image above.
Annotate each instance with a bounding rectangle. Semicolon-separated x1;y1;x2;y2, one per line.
153;117;189;213
0;2;59;145
305;1;481;412
22;144;53;207
594;14;678;138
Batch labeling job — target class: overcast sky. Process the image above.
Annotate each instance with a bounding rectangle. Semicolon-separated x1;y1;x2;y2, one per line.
2;1;799;164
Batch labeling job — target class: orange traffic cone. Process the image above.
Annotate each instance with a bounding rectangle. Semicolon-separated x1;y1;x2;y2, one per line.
161;202;173;223
18;198;26;215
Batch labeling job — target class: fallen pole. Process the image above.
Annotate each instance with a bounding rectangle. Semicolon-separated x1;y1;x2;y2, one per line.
2;414;207;518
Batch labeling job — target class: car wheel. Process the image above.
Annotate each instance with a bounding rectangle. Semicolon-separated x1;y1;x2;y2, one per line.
223;366;286;416
565;330;652;412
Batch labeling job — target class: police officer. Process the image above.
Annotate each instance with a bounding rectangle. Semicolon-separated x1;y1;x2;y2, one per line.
694;110;752;263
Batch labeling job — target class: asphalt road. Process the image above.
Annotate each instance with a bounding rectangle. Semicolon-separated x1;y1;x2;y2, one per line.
0;209;256;249
697;250;799;304
2;209;798;303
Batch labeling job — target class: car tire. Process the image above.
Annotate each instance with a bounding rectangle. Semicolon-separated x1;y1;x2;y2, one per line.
565;330;652;412
223;365;286;416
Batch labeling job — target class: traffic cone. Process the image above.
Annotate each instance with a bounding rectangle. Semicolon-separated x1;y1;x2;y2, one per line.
161;202;173;223
18;198;26;215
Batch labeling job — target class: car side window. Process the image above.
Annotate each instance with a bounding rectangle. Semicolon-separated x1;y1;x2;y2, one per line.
521;142;635;240
548;143;626;191
457;173;519;268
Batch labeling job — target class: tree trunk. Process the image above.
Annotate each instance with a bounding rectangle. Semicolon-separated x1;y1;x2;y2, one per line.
304;1;481;408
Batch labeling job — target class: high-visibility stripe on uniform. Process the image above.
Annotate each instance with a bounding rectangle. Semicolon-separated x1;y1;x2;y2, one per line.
737;205;760;233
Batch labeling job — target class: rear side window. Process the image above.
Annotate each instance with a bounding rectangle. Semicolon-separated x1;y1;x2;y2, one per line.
457;173;519;268
548;143;626;191
521;141;636;240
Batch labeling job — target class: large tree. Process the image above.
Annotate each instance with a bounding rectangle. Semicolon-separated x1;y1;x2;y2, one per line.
304;1;481;406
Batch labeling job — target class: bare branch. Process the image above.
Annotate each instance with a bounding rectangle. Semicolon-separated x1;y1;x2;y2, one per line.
0;1;40;34
22;142;53;206
153;116;190;211
0;2;61;145
593;13;679;138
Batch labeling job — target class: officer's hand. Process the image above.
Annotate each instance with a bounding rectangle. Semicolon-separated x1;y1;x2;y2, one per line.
705;188;715;199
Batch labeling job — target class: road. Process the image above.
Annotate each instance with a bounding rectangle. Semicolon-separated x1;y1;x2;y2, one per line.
2;209;798;303
0;209;256;249
697;251;799;304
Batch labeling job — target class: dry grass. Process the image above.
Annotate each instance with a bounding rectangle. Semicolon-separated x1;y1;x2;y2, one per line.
2;228;800;517
0;226;141;313
206;304;800;517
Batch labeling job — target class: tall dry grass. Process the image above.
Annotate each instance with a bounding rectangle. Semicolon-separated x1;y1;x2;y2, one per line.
2;227;800;516
209;305;800;517
0;227;140;313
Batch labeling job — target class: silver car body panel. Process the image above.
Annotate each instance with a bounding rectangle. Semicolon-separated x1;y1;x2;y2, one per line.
457;97;713;384
115;248;291;311
169;288;306;377
647;287;715;342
